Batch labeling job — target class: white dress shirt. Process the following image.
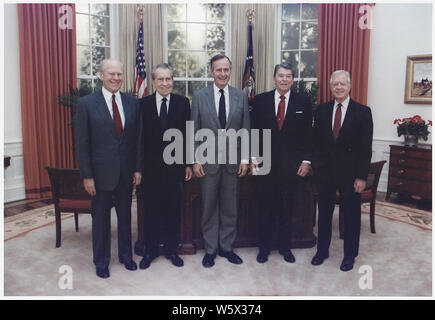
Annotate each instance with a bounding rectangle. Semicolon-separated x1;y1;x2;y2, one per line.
332;96;350;128
213;84;230;120
102;86;125;127
274;89;291;116
156;92;171;116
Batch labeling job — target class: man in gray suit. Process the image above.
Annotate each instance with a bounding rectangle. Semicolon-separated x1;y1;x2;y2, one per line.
191;54;250;268
76;58;144;279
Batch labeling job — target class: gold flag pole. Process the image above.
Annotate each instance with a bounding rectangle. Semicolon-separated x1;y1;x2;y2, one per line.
137;4;144;23
246;9;255;25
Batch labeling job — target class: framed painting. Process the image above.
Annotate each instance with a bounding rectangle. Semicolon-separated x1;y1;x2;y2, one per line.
404;54;432;104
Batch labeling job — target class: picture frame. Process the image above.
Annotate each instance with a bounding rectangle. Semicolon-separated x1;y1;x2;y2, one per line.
404;54;432;104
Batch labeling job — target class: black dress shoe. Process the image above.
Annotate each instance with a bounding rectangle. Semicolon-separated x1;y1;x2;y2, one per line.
96;267;110;279
202;253;216;268
218;250;243;264
122;260;138;271
311;253;329;266
256;251;269;263
166;254;184;267
340;258;355;272
280;250;296;263
139;253;158;270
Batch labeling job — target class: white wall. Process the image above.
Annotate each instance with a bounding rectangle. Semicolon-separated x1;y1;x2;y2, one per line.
367;3;432;192
4;3;25;202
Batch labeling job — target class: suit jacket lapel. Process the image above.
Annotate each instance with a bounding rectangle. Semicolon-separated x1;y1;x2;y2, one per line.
226;86;239;129
337;99;355;140
325;101;335;143
205;85;221;129
269;90;278;131
95;90;118;140
167;94;177;128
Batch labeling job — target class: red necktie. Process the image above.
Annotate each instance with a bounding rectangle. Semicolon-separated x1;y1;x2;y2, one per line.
333;103;342;141
112;94;123;139
277;95;285;131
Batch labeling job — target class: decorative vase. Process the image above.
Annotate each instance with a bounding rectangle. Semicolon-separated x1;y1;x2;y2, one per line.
404;134;418;147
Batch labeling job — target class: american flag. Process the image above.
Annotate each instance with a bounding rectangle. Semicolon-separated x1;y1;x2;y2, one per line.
134;22;147;98
242;23;255;102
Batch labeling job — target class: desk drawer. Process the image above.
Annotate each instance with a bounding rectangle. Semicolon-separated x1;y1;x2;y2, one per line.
388;176;432;199
389;165;432;181
390;156;432;169
391;146;431;160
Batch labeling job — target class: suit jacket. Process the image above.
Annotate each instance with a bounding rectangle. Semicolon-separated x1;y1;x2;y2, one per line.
139;92;190;182
191;85;250;175
313;98;373;184
76;90;144;191
251;89;313;178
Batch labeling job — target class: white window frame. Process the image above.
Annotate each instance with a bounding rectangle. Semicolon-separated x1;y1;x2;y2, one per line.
276;4;318;83
163;4;231;97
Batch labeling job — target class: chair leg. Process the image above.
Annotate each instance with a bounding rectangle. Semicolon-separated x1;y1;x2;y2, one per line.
74;213;79;232
55;209;61;248
369;201;376;234
338;206;344;240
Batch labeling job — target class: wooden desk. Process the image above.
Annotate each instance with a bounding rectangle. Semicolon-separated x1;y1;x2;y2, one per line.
386;145;432;201
135;175;317;256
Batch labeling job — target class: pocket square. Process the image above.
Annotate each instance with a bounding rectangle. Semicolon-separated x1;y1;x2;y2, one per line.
295;111;304;114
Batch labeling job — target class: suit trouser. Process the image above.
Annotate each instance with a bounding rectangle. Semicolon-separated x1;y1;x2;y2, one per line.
142;176;183;256
316;181;362;259
200;166;239;254
91;179;133;269
257;174;295;253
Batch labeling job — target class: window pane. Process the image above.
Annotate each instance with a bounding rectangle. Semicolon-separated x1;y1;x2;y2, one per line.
168;51;186;77
282;4;300;21
302;4;318;20
300;51;317;78
91;4;109;16
77;46;91;76
187;24;206;50
76;4;89;14
281;51;299;77
168;4;186;21
92;47;110;75
207;25;225;51
281;22;300;50
76;14;89;45
173;81;187;96
187;52;207;78
301;22;318;49
187;3;206;22
168;23;186;49
188;81;206;98
78;79;92;92
94;78;103;91
91;16;110;46
207;4;225;22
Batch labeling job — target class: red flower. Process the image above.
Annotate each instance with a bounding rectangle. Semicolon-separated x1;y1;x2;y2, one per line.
429;120;433;126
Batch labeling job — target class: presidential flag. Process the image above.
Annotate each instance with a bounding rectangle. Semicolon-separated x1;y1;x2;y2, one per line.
242;23;255;102
134;22;147;98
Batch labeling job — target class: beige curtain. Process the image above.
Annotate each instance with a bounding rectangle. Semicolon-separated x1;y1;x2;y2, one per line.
118;4;164;94
231;4;276;93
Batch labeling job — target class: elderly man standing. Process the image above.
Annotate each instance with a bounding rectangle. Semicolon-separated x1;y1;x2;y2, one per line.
76;58;144;279
311;70;373;272
191;54;250;268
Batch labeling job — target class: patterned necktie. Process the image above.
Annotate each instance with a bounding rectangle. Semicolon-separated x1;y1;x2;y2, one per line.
218;89;226;129
112;94;123;139
333;103;342;141
160;97;168;129
277;95;285;131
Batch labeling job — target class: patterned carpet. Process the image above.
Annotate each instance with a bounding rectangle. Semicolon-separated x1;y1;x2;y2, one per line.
4;200;432;242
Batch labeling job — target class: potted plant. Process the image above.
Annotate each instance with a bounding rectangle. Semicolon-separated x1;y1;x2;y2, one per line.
393;115;432;146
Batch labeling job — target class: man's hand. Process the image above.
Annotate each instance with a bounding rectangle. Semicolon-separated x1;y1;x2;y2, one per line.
297;162;311;177
354;178;366;193
83;178;96;196
185;167;193;181
250;158;259;175
133;172;142;187
193;163;205;178
238;163;248;177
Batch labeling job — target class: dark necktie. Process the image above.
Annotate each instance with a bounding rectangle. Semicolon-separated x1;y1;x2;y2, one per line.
333;103;342;141
112;94;123;139
277;95;285;131
160;97;168;129
218;89;226;129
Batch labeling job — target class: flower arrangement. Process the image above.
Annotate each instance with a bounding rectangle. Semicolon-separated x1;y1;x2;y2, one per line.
393;115;432;141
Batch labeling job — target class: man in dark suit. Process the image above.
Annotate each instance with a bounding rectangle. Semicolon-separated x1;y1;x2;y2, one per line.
311;70;373;272
191;54;250;268
250;63;313;264
76;58;144;279
138;63;192;270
